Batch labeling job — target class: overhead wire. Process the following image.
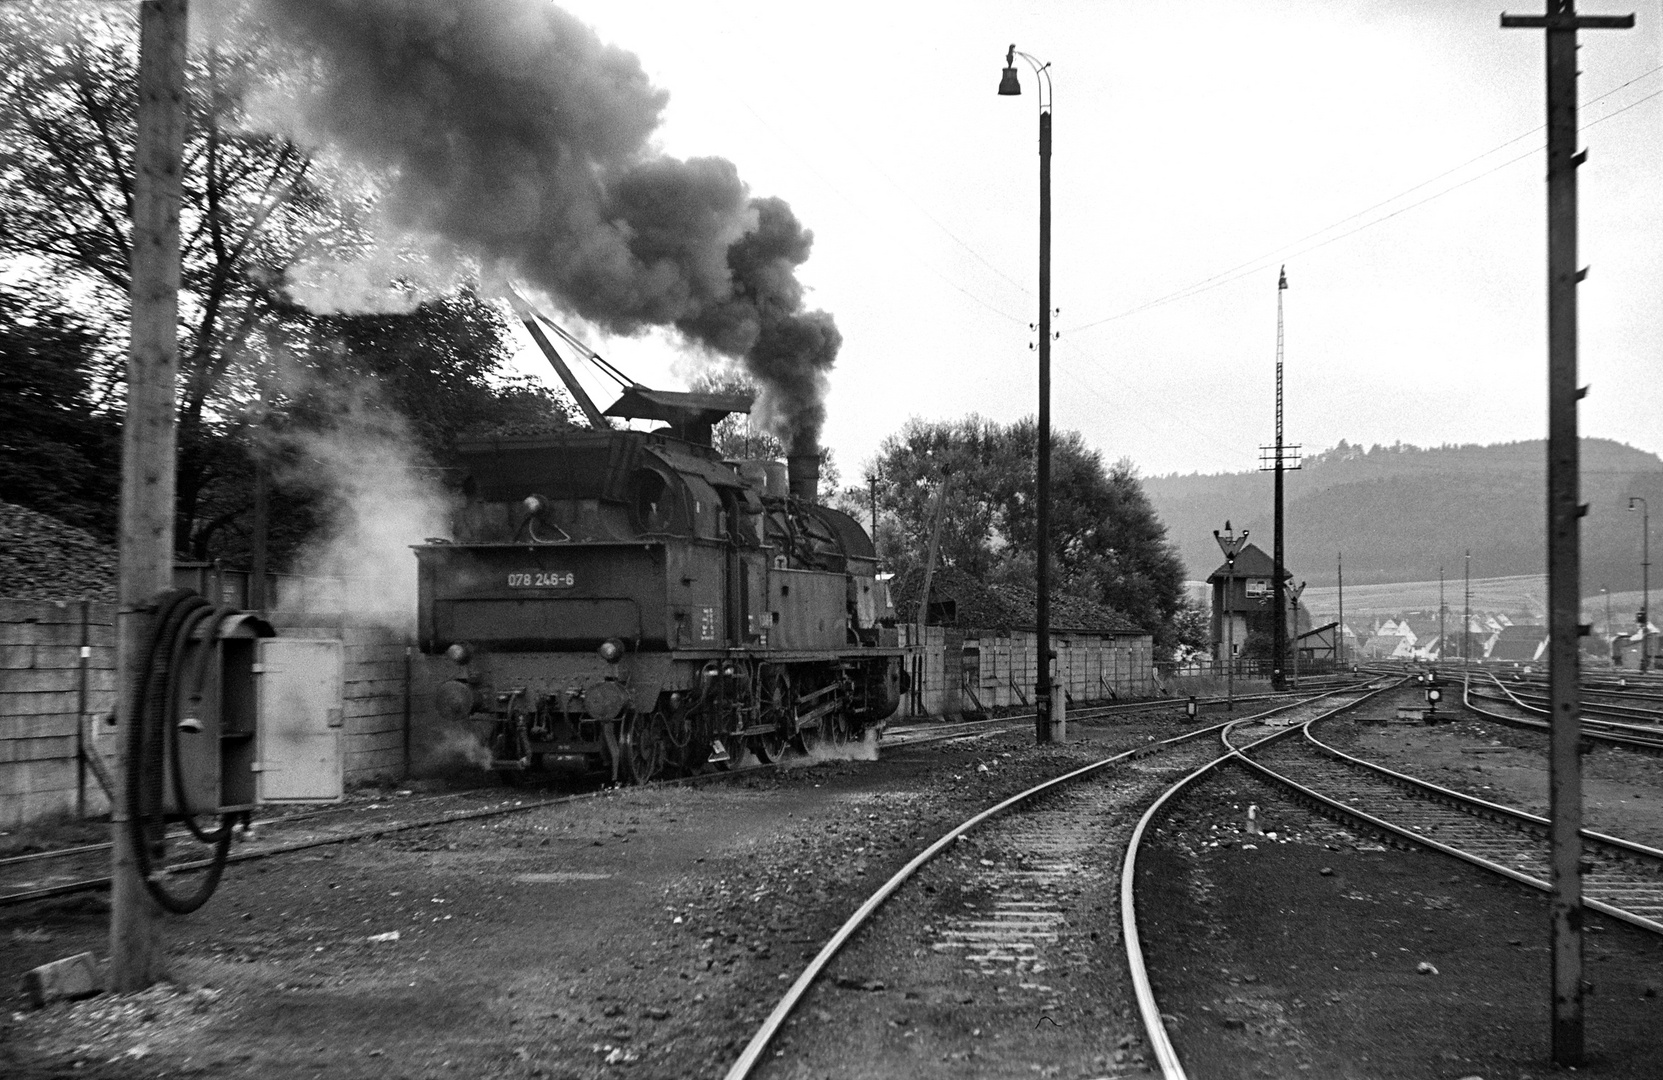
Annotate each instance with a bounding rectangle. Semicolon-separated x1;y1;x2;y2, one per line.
1060;63;1663;335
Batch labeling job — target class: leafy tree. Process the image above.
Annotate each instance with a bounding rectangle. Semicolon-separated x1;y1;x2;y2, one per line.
0;286;121;536
688;365;841;492
0;3;366;555
690;366;783;461
868;416;1188;656
0;7;550;570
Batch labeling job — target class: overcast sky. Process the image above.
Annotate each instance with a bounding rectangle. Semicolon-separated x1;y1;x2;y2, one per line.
503;0;1663;482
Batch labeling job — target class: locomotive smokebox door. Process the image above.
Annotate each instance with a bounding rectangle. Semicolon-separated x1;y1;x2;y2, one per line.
253;638;345;802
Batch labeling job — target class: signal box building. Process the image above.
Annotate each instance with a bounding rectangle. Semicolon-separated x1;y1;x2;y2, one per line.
1206;542;1299;662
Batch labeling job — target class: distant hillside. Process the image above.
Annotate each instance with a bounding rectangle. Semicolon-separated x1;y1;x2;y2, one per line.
1145;438;1663;592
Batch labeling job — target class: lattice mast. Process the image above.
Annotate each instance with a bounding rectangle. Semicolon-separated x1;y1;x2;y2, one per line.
1260;267;1299;687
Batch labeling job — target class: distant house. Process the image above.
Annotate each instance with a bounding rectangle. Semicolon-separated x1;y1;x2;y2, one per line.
890;566;1152;718
1360;633;1415;660
1489;624;1548;663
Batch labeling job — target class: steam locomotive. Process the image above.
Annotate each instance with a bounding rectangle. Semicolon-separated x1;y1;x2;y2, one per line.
414;386;906;782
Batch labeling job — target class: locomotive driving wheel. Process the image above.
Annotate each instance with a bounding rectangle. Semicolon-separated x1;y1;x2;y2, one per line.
619;707;667;784
751;667;793;764
822;711;853;749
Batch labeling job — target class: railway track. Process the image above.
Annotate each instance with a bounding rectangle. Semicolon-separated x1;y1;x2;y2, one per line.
1;683;1363;908
721;681;1386;1079
1115;681;1663;1078
1219;697;1663;935
1463;672;1663;753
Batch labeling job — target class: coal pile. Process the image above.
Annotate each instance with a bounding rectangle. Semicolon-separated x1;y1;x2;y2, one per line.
0;502;118;601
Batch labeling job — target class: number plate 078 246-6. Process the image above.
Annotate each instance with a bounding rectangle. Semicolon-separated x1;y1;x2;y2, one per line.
506;571;575;589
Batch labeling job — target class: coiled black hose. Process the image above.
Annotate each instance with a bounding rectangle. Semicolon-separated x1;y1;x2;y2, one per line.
125;589;239;914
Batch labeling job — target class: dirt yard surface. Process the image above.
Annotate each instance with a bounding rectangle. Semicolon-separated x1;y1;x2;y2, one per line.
0;709;1184;1080
1139;767;1663;1079
11;693;1652;1080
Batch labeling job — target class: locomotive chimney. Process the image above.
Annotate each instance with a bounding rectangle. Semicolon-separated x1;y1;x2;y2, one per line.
787;449;821;503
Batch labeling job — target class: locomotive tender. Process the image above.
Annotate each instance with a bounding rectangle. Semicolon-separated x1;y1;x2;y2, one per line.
415;386;905;782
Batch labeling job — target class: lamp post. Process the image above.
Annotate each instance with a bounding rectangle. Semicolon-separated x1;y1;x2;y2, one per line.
999;44;1055;744
1215;524;1249;711
1629;497;1649;672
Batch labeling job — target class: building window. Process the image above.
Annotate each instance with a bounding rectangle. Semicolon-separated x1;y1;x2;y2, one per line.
1245;578;1270;598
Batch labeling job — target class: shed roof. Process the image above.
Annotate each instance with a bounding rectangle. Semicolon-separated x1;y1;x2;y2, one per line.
891;565;1145;635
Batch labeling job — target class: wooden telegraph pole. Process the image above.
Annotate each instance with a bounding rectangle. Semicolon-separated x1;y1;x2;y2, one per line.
113;0;189;991
1502;1;1632;1065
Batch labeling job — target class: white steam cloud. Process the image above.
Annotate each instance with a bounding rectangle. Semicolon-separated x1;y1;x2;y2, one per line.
273;391;453;630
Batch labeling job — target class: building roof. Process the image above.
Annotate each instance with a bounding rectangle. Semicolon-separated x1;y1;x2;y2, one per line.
1205;542;1291;584
1489;624;1548;662
890;565;1145;635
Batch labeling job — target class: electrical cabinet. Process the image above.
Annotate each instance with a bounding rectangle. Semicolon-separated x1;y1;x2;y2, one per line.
167;613;266;816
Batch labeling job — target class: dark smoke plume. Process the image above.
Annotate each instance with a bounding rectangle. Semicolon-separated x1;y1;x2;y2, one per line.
245;0;837;450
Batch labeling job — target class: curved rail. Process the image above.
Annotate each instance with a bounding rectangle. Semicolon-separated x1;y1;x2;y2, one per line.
1463;672;1663;753
1120;681;1398;1080
720;683;1382;1080
1228;691;1663;937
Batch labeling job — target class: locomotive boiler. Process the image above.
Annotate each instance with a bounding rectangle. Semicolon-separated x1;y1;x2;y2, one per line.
414;386;905;782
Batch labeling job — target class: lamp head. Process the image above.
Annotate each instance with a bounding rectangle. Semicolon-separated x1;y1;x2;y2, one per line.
999;58;1022;96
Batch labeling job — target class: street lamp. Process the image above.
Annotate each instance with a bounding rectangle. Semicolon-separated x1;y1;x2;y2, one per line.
1629;497;1650;672
999;44;1056;744
1214;523;1249;711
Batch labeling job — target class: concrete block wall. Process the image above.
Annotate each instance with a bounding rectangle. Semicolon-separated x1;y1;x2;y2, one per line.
0;600;115;829
0;596;418;828
902;624;1157;718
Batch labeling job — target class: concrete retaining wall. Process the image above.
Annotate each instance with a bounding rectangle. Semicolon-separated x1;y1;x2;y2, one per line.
902;624;1157;718
0;600;114;828
0;598;419;829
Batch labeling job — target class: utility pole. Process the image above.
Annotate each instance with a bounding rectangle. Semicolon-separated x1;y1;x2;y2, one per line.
1260;268;1300;689
1337;551;1345;667
1289;580;1306;685
114;0;189;992
1503;2;1632;1065
1465;550;1473;665
1439;567;1446;663
1629;497;1649;671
